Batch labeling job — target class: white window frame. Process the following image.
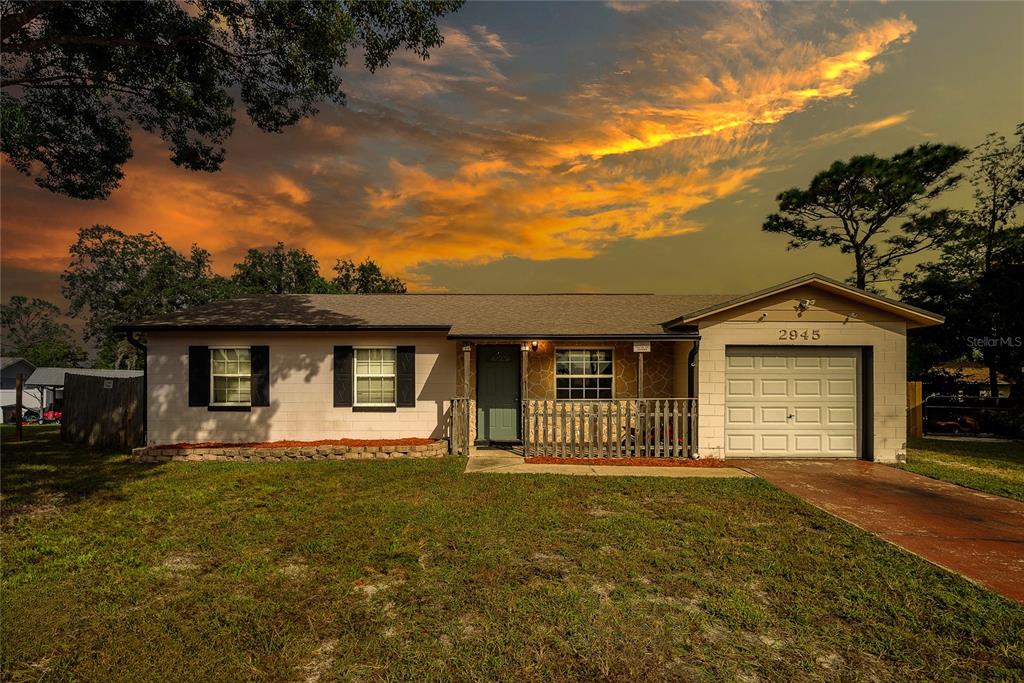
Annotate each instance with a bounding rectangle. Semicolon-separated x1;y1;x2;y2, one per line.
353;346;398;407
210;346;252;407
554;347;614;400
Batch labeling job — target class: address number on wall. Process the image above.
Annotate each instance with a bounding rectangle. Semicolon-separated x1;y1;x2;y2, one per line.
778;329;821;340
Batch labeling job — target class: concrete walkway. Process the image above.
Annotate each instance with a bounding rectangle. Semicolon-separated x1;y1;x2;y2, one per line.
741;460;1024;604
465;451;752;478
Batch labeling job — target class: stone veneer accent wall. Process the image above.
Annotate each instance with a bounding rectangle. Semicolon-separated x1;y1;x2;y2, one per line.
132;440;449;462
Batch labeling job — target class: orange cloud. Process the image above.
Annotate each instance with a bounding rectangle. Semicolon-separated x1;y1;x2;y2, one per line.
1;5;919;292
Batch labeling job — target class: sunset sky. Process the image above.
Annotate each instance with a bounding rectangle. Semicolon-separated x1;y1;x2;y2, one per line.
2;1;1022;307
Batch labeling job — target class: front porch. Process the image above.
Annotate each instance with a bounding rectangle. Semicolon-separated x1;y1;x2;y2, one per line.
448;338;700;458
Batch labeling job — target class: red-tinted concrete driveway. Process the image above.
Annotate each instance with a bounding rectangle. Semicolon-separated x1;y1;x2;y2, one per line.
741;460;1024;604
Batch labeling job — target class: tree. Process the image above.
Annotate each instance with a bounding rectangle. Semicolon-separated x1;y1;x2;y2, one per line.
763;143;970;289
1;0;463;199
0;295;86;366
331;258;406;293
231;242;329;294
901;125;1024;398
62;224;229;366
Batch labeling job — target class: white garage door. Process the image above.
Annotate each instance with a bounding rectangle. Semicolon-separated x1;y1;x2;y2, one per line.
725;347;860;458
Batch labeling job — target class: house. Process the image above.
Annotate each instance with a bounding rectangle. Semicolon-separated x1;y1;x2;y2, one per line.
118;273;943;462
1;357;39;420
25;367;145;412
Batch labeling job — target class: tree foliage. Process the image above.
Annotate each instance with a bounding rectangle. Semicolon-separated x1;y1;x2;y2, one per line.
0;295;87;367
231;242;329;295
763;143;970;289
331;258;407;293
900;125;1024;397
61;225;229;365
1;0;463;199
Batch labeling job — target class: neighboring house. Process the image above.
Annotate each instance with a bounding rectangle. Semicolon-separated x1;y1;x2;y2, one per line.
118;273;943;462
1;357;40;419
25;367;145;412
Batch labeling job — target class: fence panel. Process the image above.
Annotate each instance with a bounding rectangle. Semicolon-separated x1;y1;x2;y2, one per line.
60;373;144;448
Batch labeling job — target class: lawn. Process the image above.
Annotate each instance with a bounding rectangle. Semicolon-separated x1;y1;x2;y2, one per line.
2;426;1023;682
902;437;1024;502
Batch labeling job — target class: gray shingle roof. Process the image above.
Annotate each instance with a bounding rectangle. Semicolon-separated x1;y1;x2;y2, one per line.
26;367;144;387
1;357;31;371
119;293;737;338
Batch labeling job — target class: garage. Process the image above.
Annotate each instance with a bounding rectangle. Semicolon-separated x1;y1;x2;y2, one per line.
724;347;861;458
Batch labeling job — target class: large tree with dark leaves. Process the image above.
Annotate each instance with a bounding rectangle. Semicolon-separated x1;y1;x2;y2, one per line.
0;295;86;366
763;143;969;290
0;0;462;199
62;224;232;367
901;125;1024;398
231;242;329;295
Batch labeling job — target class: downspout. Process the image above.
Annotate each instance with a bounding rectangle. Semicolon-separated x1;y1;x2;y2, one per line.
125;331;147;445
687;338;699;458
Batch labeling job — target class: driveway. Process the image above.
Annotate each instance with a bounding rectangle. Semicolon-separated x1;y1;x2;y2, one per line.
741;460;1024;604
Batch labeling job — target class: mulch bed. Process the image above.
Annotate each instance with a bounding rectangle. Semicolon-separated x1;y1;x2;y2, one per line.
523;457;730;467
159;437;437;450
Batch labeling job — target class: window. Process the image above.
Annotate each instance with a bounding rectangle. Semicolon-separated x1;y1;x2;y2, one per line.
354;348;396;406
211;347;251;405
555;349;613;399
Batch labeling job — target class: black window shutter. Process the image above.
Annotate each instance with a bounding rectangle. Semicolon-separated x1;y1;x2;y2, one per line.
250;346;270;406
334;346;353;407
188;346;210;406
396;345;416;407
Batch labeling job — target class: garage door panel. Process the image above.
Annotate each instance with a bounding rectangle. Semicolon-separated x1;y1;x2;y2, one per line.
794;434;823;452
794;407;821;424
727;406;755;424
794;379;821;396
727;379;755;397
727;433;756;453
761;406;789;424
760;434;789;452
725;347;859;458
827;407;855;425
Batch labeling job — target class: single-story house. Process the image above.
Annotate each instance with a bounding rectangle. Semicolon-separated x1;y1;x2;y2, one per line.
25;367;145;412
118;273;943;462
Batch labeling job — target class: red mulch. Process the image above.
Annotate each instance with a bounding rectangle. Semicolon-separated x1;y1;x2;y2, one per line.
158;437;437;450
523;457;729;467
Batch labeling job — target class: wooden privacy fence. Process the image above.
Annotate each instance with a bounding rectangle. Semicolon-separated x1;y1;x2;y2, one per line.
61;373;145;449
907;381;923;439
524;398;697;458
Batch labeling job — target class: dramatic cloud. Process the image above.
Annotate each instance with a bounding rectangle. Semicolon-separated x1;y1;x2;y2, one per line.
1;3;922;291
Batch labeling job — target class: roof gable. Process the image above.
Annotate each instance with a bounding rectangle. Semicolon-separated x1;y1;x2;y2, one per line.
663;273;943;328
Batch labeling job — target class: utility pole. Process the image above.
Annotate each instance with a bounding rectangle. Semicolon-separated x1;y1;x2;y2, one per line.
15;373;24;441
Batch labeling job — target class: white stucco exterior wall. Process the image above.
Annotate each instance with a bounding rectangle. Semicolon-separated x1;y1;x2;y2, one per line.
693;286;910;463
146;331;457;445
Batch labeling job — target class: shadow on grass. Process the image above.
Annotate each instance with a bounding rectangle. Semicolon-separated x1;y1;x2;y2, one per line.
910;436;1024;467
0;424;162;517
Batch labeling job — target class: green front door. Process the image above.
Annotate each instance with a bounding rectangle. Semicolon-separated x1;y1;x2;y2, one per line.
477;345;521;443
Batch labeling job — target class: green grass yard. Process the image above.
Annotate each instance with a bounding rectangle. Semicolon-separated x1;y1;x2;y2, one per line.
2;425;1023;682
901;436;1024;502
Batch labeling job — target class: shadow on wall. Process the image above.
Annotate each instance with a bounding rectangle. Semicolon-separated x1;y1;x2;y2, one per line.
145;296;457;444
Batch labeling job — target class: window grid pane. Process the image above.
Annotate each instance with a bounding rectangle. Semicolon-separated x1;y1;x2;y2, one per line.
554;349;613;400
211;348;252;405
354;348;397;405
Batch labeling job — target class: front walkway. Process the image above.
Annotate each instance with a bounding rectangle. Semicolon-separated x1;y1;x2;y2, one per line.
740;460;1024;604
465;450;751;478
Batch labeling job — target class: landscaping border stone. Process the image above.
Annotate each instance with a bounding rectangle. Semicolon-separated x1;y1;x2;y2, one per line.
131;440;449;463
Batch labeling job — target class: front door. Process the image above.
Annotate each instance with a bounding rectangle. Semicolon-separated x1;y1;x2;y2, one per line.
476;345;520;443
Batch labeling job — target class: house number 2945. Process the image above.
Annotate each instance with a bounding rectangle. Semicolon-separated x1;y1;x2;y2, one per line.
779;329;821;340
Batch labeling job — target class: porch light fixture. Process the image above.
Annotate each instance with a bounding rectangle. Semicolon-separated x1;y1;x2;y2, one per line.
530;340;539;352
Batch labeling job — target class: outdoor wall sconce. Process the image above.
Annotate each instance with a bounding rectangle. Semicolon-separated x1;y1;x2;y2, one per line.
530;340;539;352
